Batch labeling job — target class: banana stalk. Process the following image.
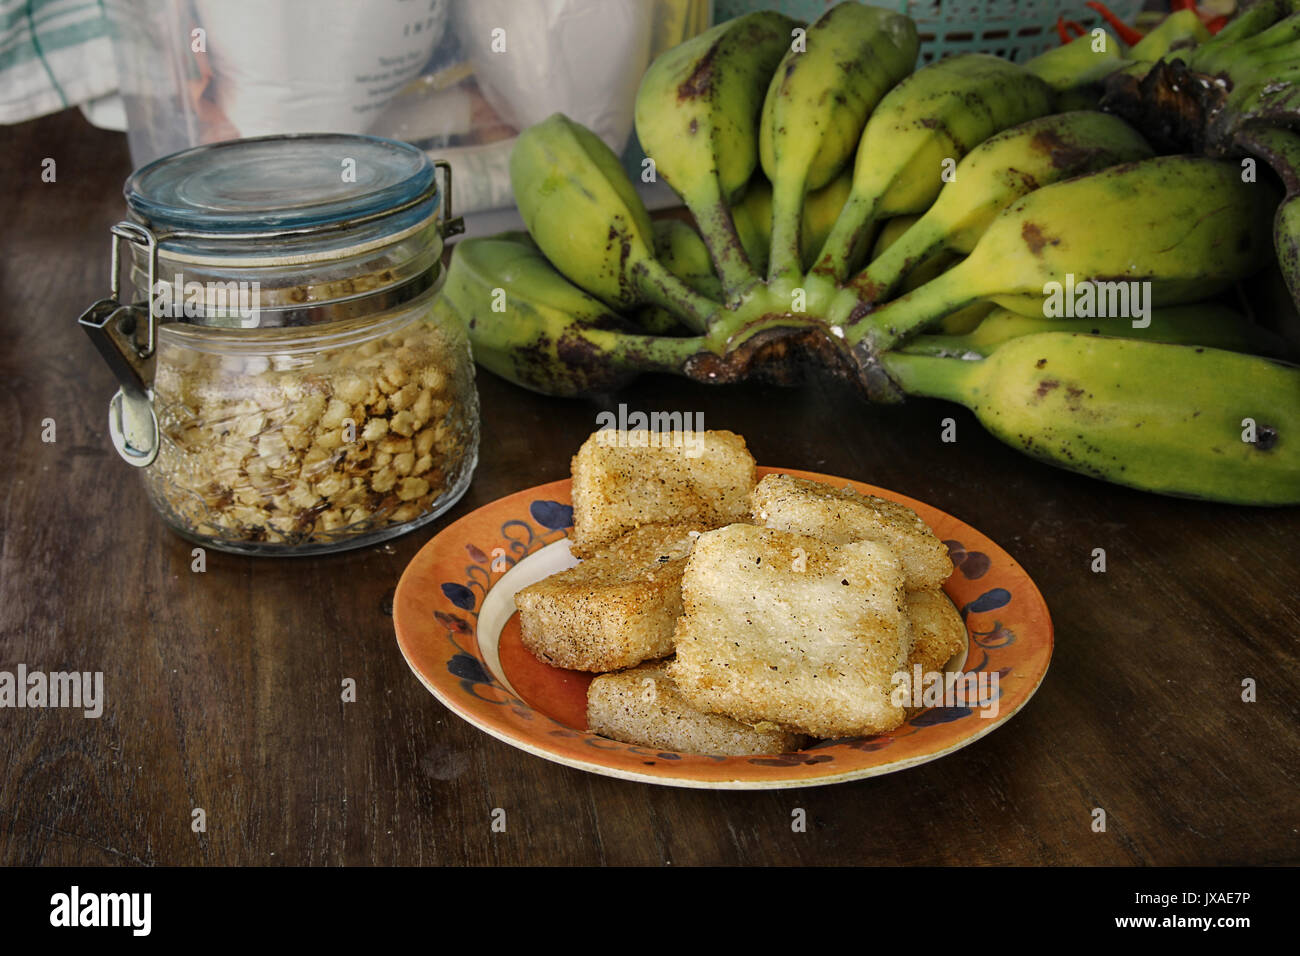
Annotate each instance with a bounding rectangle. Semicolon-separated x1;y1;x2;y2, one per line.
880;333;1300;504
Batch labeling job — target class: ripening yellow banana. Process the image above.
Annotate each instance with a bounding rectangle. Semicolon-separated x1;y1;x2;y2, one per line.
810;53;1054;287
759;1;918;285
635;10;799;302
840;155;1279;353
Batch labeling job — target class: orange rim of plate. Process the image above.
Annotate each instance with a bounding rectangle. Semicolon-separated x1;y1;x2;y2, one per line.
393;467;1054;789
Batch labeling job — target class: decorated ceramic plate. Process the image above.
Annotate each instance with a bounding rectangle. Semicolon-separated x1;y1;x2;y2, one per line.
393;468;1053;789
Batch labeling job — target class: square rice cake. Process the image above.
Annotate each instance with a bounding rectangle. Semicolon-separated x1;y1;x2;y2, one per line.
514;522;706;672
587;662;807;756
668;523;911;739
569;428;755;557
751;473;953;590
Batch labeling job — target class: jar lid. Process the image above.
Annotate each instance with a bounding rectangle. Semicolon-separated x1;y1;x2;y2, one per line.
125;133;437;241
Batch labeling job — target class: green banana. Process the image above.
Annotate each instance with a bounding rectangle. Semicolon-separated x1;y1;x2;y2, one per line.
880;333;1300;505
1024;29;1126;96
808;53;1054;289
759;1;918;285
509;113;719;332
444;233;702;397
936;302;996;335
902;303;1283;357
846;111;1153;304
1189;4;1300;74
635;10;799;301
840;156;1279;356
1130;9;1211;62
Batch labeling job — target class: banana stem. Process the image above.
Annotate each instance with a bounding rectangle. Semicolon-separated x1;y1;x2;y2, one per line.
844;220;947;304
692;194;763;305
767;178;807;286
838;266;977;351
810;191;879;284
582;327;709;373
635;260;724;333
878;350;982;405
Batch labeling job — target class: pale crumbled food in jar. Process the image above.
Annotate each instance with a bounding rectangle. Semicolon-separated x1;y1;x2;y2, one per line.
569;428;756;557
587;661;807;756
751;473;953;590
514;522;708;672
667;523;911;739
144;314;476;547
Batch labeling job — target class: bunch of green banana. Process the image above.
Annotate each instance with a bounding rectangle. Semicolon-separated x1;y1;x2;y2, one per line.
634;10;797;301
759;2;918;286
839;155;1279;367
806;53;1055;295
463;1;1300;504
880;333;1300;505
843;110;1154;304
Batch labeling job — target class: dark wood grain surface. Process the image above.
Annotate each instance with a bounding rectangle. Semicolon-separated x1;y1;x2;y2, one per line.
1;109;1297;867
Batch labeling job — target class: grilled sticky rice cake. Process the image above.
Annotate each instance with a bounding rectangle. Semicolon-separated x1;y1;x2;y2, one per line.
514;522;707;672
751;473;953;590
587;662;807;756
668;523;911;739
569;428;756;557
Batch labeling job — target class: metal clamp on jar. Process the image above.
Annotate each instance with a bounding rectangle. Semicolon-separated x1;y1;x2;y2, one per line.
78;134;478;555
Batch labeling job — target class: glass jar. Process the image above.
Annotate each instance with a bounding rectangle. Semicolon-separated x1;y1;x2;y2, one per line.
78;134;478;555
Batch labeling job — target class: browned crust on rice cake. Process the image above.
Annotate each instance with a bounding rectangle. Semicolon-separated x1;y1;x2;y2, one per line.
514;522;707;672
587;662;807;756
569;429;756;557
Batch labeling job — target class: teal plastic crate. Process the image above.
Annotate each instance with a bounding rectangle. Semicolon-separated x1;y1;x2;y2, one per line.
713;1;1145;63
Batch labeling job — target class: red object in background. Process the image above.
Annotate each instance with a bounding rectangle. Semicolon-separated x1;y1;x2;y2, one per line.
1056;0;1230;48
1056;14;1088;42
1086;1;1146;44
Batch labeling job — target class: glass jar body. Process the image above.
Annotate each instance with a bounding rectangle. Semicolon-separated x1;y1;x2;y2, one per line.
141;284;478;555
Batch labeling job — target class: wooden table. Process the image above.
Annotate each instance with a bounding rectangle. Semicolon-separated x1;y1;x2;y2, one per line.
1;109;1296;867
